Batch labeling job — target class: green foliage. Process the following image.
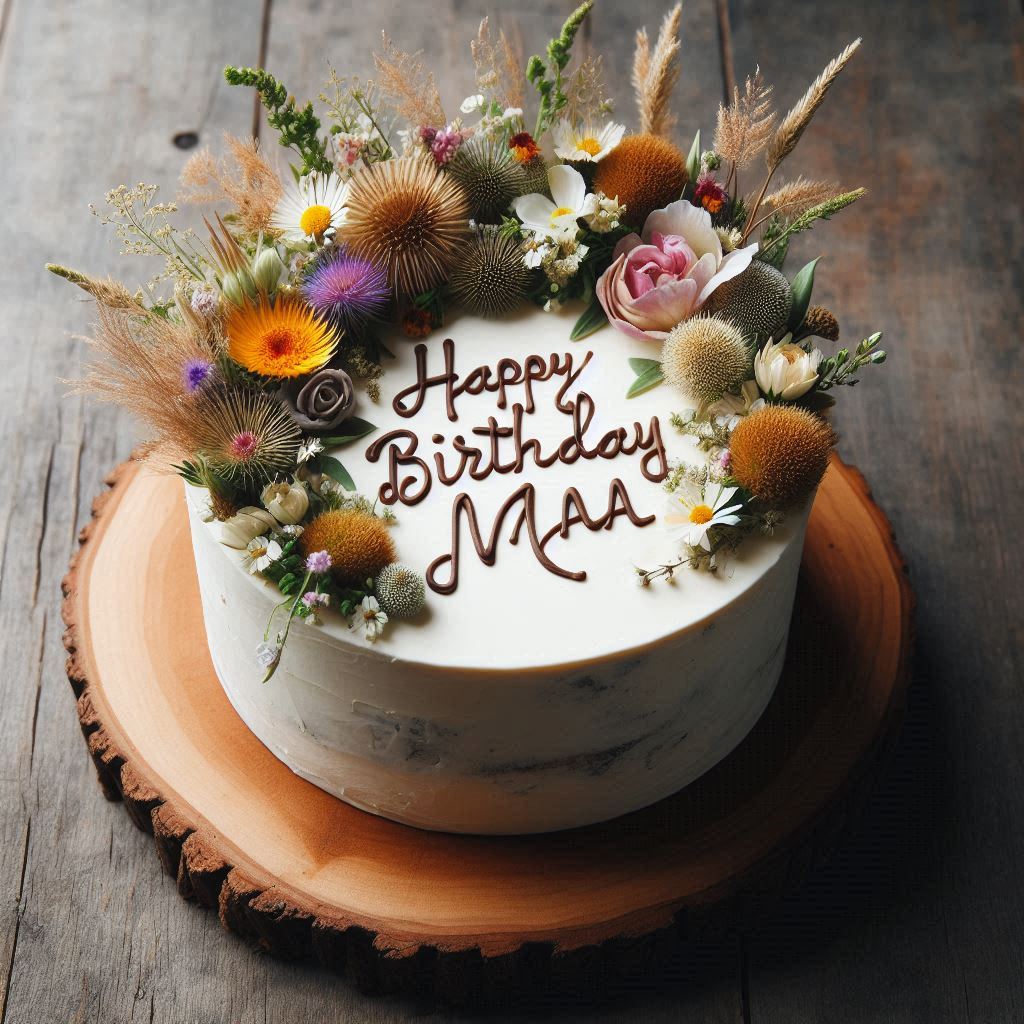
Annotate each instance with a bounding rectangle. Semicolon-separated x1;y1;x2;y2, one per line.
527;1;594;136
316;417;378;447
759;189;866;261
318;454;357;492
570;294;608;341
626;358;665;398
816;332;886;391
224;66;332;176
787;257;820;332
686;130;702;184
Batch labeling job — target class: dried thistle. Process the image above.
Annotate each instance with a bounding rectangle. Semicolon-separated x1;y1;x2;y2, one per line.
714;68;775;170
802;306;840;342
471;18;525;110
766;39;861;173
631;4;683;138
180;135;283;235
765;176;841;220
374;33;445;128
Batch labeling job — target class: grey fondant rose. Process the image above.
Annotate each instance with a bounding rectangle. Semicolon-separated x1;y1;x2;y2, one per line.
282;368;356;432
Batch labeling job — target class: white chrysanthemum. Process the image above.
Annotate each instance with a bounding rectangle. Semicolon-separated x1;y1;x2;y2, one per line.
350;595;388;642
512;164;597;243
270;173;350;243
551;119;625;163
664;480;743;551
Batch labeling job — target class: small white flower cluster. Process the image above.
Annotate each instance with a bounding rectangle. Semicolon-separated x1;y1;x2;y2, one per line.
585;193;626;234
459;93;523;137
332;113;385;175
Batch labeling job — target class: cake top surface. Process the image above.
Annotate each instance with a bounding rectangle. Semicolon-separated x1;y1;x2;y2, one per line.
193;306;804;671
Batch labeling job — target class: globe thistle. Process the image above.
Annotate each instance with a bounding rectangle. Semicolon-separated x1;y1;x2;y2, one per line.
300;508;396;585
301;248;390;333
519;156;551;198
448;136;527;223
340;156;470;297
728;405;835;509
592;133;689;228
703;261;792;342
662;316;750;407
448;233;530;317
373;563;426;619
802;305;840;342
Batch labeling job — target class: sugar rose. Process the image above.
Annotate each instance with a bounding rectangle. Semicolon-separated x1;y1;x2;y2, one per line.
281;367;356;431
596;201;758;342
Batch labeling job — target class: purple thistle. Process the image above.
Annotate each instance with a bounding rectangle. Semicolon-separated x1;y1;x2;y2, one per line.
305;550;332;574
183;359;214;393
302;249;390;333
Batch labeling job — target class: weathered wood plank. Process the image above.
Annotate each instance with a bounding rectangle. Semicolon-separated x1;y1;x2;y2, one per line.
0;0;261;1021
725;1;1024;1021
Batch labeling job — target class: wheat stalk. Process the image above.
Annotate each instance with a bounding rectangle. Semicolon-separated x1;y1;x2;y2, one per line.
632;4;683;138
714;68;775;171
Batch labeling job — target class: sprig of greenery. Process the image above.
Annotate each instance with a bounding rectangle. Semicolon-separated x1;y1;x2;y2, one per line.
527;1;594;137
759;188;866;260
224;66;332;176
816;332;886;390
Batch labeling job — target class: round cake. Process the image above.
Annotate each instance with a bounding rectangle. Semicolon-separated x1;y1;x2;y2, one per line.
186;307;810;833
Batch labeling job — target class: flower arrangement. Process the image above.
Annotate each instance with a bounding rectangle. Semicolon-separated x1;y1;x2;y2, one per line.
50;1;886;676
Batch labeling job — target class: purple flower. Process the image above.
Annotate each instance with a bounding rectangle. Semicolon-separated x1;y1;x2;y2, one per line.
429;126;463;165
183;359;214;393
305;550;332;574
301;591;329;609
302;249;390;333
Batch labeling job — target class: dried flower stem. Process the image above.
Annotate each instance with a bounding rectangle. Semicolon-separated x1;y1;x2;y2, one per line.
632;4;683;138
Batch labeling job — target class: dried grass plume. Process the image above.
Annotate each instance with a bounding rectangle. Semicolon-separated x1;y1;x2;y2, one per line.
765;176;841;220
374;34;445;128
714;69;775;170
471;18;524;110
766;39;861;172
180;135;283;235
632;4;683;138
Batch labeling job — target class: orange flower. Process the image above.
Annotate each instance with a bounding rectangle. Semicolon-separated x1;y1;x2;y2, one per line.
509;131;540;163
226;296;338;378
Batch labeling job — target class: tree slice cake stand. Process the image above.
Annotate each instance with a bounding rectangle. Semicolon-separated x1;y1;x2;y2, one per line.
60;456;912;1001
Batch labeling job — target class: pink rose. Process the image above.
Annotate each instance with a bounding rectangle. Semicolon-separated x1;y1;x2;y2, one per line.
596;201;758;342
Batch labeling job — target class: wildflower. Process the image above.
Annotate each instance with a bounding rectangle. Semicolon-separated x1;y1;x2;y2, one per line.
226;296;337;378
244;535;283;574
551;119;625;162
269;172;350;244
694;172;728;214
305;549;333;574
664;480;744;551
460;94;485;114
182;359;214;394
429;126;464;165
301;590;330;623
255;642;282;671
350;595;389;642
190;285;220;319
262;480;309;525
302;248;390;332
508;131;540;163
297;438;324;463
402;308;434;338
512;164;597;243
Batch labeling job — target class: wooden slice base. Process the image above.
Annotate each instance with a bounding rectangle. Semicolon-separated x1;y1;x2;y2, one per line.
61;456;912;1000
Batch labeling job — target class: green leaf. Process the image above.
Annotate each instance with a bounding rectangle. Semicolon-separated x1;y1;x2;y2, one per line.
626;365;665;398
570;296;608;341
316;417;377;446
787;257;820;333
686;130;701;184
628;357;660;376
319;455;356;492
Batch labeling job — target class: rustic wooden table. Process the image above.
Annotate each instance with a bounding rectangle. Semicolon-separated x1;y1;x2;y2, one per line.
2;0;1021;1021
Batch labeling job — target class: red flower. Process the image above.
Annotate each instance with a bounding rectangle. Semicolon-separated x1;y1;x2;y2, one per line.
509;131;540;163
694;172;728;215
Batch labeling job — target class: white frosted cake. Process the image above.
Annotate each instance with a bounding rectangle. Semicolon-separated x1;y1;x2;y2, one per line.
56;10;878;836
187;309;809;834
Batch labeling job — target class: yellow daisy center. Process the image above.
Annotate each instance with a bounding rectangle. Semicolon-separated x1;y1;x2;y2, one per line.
299;204;333;237
578;136;602;156
250;545;268;559
689;504;714;525
550;206;575;222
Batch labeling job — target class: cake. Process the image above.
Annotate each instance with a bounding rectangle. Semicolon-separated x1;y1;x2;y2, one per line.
52;4;882;834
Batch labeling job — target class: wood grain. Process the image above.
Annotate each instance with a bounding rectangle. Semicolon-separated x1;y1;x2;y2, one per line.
60;454;909;1001
1;0;1020;1019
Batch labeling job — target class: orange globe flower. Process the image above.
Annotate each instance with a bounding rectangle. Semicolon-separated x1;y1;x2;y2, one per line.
226;297;338;378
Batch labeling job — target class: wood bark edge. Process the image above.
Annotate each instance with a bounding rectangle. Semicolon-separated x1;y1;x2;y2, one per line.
59;455;914;1002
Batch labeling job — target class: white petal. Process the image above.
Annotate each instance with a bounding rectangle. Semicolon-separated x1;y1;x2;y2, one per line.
513;192;556;227
548;163;587;212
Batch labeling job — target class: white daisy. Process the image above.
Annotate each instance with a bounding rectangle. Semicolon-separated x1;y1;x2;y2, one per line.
512;164;597;243
244;535;283;574
269;172;350;244
350;595;388;642
297;437;324;463
551;119;625;163
664;480;744;551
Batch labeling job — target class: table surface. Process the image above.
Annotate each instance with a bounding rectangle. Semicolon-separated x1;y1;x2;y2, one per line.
1;0;1021;1021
